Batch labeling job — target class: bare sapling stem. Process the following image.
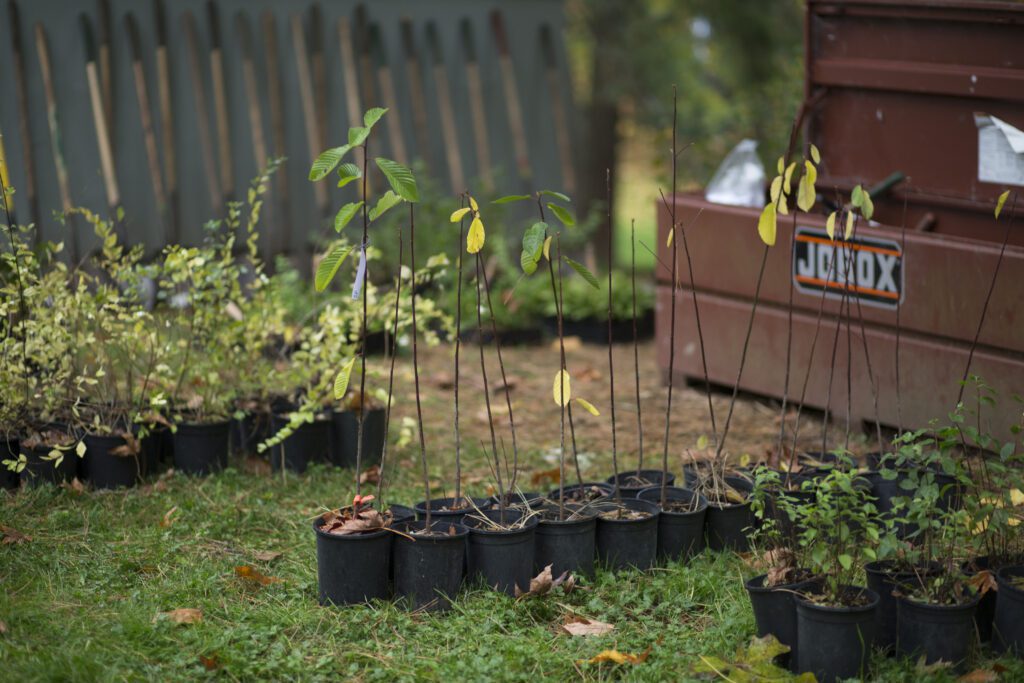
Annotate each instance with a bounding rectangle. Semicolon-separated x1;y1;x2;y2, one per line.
847;220;884;454
631;220;644;478
820;220;857;457
956;192;1017;407
777;213;797;463
605;169;621;504
660;86;679;509
479;260;519;497
409;204;431;528
355;139;370;497
376;218;405;504
474;253;504;518
453;198;466;503
895;193;909;435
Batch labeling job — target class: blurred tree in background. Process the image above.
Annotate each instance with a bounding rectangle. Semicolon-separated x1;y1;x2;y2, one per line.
565;0;804;265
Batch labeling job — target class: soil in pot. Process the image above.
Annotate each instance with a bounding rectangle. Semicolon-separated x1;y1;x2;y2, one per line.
270;413;331;474
897;590;980;668
703;476;756;552
993;565;1024;655
1;437;20;490
173;420;231;476
606;469;675;497
745;571;815;670
331;406;385;469
795;585;879;683
414;497;489;526
547;482;612;504
595;498;660;571
314;507;393;605
864;560;941;652
535;503;598;578
392;520;469;612
82;433;142;489
487;491;546;512
464;508;539;596
637;486;708;560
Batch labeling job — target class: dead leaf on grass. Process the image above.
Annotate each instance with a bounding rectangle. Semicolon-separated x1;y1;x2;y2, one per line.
515;564;576;599
1;526;31;545
530;468;561;486
583;647;650;665
253;550;282;562
234;565;282;586
159;506;179;528
959;669;1000;683
0;620;7;634
561;616;614;637
158;608;203;624
61;477;85;493
358;465;381;485
199;654;221;670
319;506;386;536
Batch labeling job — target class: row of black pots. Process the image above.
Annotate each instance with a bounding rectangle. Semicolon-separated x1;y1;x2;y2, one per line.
243;408;386;474
541;310;655;345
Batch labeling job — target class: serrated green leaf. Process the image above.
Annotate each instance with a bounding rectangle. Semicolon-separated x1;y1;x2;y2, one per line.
334;201;364;232
520;250;539;275
315;244;355;292
563;255;599;289
368;190;403;221
310;145;351;181
363;107;387;129
334;357;357;400
348;126;370;147
336;163;361;189
375;158;419;202
547;203;575;227
995;190;1010;219
757;203;777;246
492;194;531;204
539;190;571;202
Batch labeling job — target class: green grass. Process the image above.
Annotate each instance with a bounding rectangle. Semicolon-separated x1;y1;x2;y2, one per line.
2;465;1021;681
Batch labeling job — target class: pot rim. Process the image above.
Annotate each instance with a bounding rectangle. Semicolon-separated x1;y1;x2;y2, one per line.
396;519;470;542
745;571;816;593
795;585;880;613
898;591;981;611
312;514;391;542
594;497;661;523
996;564;1024;597
636;486;709;515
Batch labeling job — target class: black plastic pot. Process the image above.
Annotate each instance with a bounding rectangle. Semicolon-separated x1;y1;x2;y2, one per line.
963;555;1010;643
637;486;707;560
1;437;20;490
542;311;654;344
547;481;612;503
138;426;164;478
795;586;879;683
232;409;270;458
994;565;1024;655
864;560;940;651
392;520;469;612
331;408;385;469
745;573;814;669
21;443;78;487
897;593;979;667
173;421;231;476
313;515;392;605
414;497;488;525
463;326;544;347
82;433;141;489
270;413;331;473
704;476;756;552
389;504;416;525
535;504;598;578
465;508;538;596
606;469;675;497
594;498;660;571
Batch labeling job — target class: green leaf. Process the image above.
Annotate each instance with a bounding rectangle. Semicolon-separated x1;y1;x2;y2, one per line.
838;554;853;570
563;255;599;289
363;107;387;129
995;190;1010;219
520;222;547;275
348;126;370;147
810;143;821;165
492;194;531;204
796;160;817;212
861;192;875;221
334;357;357;400
540;190;571;202
336;163;361;189
757;203;777;246
315;244;355;292
375;158;419;202
368;191;403;221
309;145;351;181
547;203;575;227
850;184;865;208
845;210;855;240
334;201;364;232
825;211;837;240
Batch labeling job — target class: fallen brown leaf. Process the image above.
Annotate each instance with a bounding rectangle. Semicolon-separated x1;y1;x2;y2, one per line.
0;620;7;634
968;570;997;597
159;608;202;624
515;564;576;599
583;647;651;665
319;507;386;536
576;366;601;382
358;465;381;485
199;654;220;670
562;616;615;637
159;506;179;528
253;550;282;562
958;669;999;683
1;526;31;545
61;477;85;493
234;565;282;586
530;468;561;486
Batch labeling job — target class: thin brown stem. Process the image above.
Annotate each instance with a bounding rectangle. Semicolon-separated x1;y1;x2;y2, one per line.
376;218;405;504
409;204;431;528
605;169;620;503
355;140;370;496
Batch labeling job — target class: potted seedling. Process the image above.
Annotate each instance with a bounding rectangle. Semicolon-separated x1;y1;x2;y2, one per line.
790;467;881;682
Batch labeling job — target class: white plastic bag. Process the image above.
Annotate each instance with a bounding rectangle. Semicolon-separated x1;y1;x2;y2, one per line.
704;139;766;208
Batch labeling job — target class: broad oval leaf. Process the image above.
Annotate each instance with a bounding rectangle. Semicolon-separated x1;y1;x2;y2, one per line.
469;196;479;212
334;201;364;232
861;192;875;221
450;207;471;223
310;145;351;181
810;143;821;165
543;236;552;261
520;222;547;274
492;194;530;204
363;107;388;129
336;163;362;189
520;250;539;275
845;210;855;240
552;369;571;407
375;158;419;202
796;160;817;212
467;216;485;254
666;226;674;247
548;203;575;227
348;126;370;147
334;357;357;400
540;189;571;202
563;255;599;289
995;190;1010;219
825;211;837;240
315;244;355;292
575;397;600;416
368;190;403;221
784;162;797;195
850;184;865;209
757;203;777;246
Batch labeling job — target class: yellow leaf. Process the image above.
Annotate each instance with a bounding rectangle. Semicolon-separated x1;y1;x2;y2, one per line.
575;398;600;416
584;648;650;665
796;161;816;212
845;210;854;240
810;143;821;165
696;434;708;450
826;212;837;240
467;216;485;254
450;207;471;223
995;190;1010;219
770;176;783;204
469;196;479;212
776;156;784;175
666;227;674;247
1010;488;1024;506
543;236;552;261
757;203;777;247
784;162;797;195
553;369;571;407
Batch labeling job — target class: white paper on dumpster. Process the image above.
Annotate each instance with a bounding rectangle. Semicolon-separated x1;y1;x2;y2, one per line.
704;139;766;208
975;113;1024;187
